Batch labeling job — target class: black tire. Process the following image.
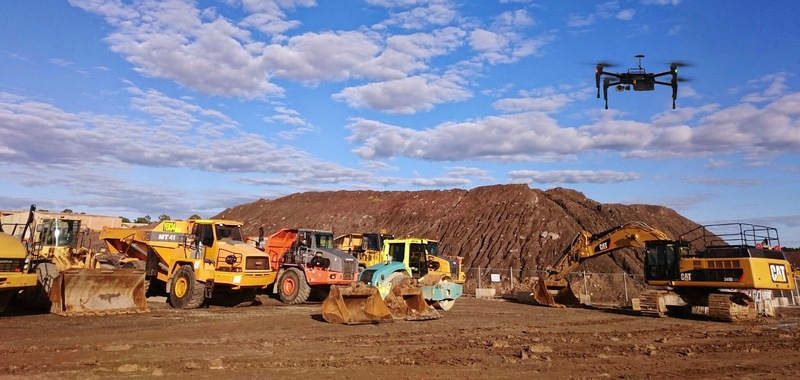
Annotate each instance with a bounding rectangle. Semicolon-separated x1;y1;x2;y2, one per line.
22;263;59;310
0;290;13;314
168;265;205;309
278;268;311;305
213;288;258;307
310;286;331;302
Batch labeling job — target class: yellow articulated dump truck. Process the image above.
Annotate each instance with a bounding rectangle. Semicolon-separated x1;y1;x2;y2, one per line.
101;219;276;309
0;231;38;314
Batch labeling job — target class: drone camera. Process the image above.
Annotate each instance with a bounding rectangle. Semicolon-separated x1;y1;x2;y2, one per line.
616;84;625;92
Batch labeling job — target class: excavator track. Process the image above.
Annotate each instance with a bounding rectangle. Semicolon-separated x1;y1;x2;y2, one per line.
639;290;667;318
708;293;756;322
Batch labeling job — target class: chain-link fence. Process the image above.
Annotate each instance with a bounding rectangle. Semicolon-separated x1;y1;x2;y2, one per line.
462;267;800;307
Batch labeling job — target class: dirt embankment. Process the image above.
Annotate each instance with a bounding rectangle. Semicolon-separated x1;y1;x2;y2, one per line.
215;184;701;303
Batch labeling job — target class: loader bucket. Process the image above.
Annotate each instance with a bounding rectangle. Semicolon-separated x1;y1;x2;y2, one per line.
529;277;580;308
321;284;394;324
49;268;149;316
384;278;441;321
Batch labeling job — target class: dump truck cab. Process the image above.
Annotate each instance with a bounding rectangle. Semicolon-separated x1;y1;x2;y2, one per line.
101;219;275;309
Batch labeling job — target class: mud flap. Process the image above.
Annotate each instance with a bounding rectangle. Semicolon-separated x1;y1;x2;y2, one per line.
321;283;394;324
384;278;440;321
49;268;149;316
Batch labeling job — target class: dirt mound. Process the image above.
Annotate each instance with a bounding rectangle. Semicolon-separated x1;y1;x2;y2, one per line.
215;184;700;302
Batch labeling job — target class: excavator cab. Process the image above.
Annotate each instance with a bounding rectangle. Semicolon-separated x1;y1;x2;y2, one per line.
644;240;685;282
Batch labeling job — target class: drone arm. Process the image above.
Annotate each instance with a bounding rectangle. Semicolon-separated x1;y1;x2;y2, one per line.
596;72;601;98
653;79;678;109
652;71;672;78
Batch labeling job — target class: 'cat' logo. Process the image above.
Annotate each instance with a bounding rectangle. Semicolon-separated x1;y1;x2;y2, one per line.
769;264;788;283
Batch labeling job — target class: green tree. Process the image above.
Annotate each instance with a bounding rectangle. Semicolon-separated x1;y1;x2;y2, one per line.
62;208;73;213
188;214;202;220
134;215;151;224
120;216;131;223
158;214;171;221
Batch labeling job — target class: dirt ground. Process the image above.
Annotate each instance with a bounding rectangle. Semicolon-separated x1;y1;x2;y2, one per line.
2;296;799;380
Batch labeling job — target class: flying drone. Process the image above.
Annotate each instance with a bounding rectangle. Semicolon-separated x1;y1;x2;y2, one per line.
595;54;688;109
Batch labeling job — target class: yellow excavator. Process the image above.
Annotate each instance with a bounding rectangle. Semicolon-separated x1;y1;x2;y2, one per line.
531;221;795;321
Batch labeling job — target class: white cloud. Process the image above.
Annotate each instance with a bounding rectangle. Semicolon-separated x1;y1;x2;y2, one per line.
616;9;635;21
508;170;641;184
333;75;471;114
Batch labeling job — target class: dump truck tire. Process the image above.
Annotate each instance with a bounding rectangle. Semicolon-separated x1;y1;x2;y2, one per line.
0;290;12;314
214;288;258;307
278;268;311;305
169;265;205;309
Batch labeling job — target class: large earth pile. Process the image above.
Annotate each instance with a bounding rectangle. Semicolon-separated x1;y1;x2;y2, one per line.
214;184;701;303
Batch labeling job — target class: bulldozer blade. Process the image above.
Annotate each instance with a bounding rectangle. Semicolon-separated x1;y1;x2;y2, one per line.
384;279;441;321
321;284;394;324
49;268;149;316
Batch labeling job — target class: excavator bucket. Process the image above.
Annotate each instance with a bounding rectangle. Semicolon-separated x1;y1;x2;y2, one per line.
529;278;580;308
321;283;394;324
383;278;441;321
49;268;149;316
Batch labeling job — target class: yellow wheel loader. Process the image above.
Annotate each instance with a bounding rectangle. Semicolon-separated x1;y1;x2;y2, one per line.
100;219;276;309
530;221;795;321
3;205;147;316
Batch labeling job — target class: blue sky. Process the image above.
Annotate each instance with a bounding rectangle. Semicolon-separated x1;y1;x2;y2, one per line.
1;1;799;246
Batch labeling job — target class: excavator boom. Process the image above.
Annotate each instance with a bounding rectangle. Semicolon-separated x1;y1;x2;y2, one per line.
531;222;668;307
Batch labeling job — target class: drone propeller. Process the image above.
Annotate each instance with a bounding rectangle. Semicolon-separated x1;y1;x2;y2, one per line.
667;61;693;68
595;61;618;68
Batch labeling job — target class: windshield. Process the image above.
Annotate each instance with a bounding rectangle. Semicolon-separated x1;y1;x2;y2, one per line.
426;241;439;256
215;224;244;242
315;232;334;249
364;234;382;250
41;219;81;247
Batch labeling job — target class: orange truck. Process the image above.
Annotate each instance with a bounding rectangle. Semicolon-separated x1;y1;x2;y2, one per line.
264;228;359;304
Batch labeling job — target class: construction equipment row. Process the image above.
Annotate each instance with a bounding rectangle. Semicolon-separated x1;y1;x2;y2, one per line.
0;207;464;321
3;205;794;324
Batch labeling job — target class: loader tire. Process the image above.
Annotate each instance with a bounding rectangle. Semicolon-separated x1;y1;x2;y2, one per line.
278;268;311;305
22;263;59;310
0;290;13;314
169;265;205;309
